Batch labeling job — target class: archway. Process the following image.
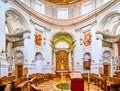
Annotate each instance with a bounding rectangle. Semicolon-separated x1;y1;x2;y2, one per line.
102;51;111;76
14;50;24;78
52;32;74;73
83;52;91;70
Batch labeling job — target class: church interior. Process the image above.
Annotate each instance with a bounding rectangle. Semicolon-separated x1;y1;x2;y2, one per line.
0;0;120;91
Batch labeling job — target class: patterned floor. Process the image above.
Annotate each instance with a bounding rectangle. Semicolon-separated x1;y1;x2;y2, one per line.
37;78;103;91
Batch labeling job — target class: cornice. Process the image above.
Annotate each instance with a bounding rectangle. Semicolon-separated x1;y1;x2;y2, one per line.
38;0;89;8
11;0;119;27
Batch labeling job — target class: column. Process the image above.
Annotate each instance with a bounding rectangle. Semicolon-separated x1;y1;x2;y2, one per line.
74;31;81;71
98;0;102;7
92;0;96;9
25;0;30;6
112;42;118;75
23;30;32;74
0;0;8;77
45;4;49;16
54;50;56;73
23;31;31;60
76;5;80;17
43;29;52;73
30;0;34;9
68;51;72;71
51;49;55;74
91;24;103;74
69;7;73;19
52;7;56;18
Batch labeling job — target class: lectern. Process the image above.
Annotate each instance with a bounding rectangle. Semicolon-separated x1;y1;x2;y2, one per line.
70;72;84;91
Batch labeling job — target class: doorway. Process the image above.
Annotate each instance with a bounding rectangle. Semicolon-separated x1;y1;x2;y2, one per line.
103;64;110;76
15;64;23;78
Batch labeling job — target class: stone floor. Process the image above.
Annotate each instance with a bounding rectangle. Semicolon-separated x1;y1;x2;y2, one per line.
36;78;103;91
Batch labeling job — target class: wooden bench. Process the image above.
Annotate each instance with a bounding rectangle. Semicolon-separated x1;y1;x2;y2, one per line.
31;84;41;91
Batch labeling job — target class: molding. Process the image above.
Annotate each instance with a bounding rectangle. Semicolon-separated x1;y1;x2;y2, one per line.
11;0;119;26
7;29;31;37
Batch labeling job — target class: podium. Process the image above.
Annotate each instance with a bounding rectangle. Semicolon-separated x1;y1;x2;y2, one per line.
71;78;84;91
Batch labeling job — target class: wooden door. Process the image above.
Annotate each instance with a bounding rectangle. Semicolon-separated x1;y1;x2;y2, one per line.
15;64;23;78
103;64;110;76
56;50;68;71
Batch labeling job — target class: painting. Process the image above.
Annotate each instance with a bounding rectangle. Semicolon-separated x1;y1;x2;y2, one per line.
83;31;91;46
35;31;42;46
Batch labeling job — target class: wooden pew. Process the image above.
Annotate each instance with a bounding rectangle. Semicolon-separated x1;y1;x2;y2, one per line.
31;84;41;91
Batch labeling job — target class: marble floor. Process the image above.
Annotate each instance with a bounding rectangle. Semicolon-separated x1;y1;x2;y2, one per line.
37;78;103;91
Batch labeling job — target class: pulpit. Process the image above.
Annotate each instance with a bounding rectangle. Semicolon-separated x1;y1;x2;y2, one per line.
70;72;84;91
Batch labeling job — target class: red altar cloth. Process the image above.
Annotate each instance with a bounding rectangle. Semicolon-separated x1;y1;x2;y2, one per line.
71;78;84;91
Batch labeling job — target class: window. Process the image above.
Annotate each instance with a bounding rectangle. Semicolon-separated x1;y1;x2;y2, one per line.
34;0;45;14
96;0;99;8
27;0;31;7
82;2;92;15
102;0;109;4
20;0;25;3
57;8;69;20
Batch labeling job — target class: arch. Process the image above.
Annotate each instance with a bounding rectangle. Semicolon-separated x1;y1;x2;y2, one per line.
83;52;91;70
97;11;120;35
14;50;24;63
5;8;29;34
83;52;91;61
102;50;111;63
52;32;74;49
35;52;43;60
